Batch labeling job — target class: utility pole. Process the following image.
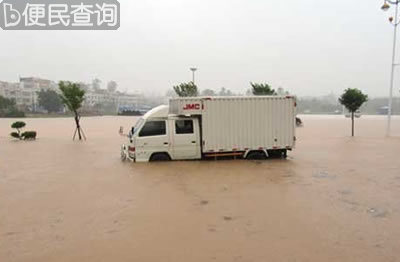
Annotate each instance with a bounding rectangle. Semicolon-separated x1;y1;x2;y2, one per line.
190;67;197;85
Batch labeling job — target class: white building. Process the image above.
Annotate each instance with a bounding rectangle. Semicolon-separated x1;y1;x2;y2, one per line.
1;77;144;113
84;90;111;107
84;89;144;111
0;81;20;102
116;92;143;109
0;77;58;111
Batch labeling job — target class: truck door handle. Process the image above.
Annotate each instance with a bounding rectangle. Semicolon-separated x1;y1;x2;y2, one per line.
164;142;169;145
191;141;196;144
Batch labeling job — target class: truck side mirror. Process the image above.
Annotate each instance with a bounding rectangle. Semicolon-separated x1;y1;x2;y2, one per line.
128;127;134;143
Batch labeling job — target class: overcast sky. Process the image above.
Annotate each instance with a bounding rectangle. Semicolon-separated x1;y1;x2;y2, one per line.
0;0;398;97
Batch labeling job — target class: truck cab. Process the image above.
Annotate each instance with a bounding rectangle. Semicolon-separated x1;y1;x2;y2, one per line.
124;105;201;162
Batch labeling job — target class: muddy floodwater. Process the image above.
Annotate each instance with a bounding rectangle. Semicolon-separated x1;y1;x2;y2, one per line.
1;115;400;262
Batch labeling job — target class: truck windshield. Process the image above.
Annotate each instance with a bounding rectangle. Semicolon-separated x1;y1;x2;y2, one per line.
133;118;144;134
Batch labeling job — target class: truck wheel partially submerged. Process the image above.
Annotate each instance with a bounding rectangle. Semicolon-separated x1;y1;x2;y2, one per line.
121;96;297;162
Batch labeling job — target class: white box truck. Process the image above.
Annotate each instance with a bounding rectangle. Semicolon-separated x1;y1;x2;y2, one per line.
121;96;296;162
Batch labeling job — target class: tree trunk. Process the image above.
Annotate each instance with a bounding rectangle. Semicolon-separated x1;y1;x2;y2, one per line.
351;111;354;137
74;111;82;140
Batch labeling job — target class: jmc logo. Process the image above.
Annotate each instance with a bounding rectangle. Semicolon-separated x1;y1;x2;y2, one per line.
183;103;201;110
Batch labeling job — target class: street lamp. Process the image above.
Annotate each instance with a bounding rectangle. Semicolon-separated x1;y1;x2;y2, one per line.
382;1;391;11
190;67;197;85
381;0;400;136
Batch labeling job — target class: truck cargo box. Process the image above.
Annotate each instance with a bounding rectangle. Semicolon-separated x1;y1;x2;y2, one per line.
169;96;296;154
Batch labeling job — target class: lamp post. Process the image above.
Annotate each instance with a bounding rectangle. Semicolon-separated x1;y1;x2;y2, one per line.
190;67;197;85
381;0;400;136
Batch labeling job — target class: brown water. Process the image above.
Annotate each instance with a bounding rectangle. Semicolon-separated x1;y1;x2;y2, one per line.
1;115;400;262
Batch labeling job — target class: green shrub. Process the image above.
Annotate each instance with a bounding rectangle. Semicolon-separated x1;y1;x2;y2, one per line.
11;121;26;129
22;131;37;140
10;132;20;139
10;121;36;140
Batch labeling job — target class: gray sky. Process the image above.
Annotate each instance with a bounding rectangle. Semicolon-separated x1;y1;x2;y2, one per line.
0;0;398;97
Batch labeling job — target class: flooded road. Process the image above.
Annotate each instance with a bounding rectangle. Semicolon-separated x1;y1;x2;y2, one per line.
1;115;400;262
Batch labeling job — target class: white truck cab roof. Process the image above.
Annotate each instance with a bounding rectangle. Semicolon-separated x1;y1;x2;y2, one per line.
142;105;169;119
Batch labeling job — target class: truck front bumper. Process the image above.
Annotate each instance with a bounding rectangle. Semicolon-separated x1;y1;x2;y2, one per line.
121;144;135;162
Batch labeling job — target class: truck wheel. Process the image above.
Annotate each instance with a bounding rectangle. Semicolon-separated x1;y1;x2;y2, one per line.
120;145;127;161
150;153;171;162
282;150;287;159
121;151;127;161
267;149;287;159
246;151;267;160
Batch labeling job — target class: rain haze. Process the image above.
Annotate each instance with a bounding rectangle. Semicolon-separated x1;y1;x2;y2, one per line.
3;1;400;262
0;0;397;97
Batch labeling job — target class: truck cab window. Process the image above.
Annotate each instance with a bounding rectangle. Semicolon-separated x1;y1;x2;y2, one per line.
175;120;194;134
139;121;166;137
133;118;144;134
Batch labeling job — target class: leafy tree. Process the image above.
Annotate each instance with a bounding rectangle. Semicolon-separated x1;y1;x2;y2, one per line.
5;109;25;118
339;88;368;137
107;81;118;93
0;96;25;117
173;82;198;97
201;89;216;96
37;89;63;113
0;96;15;110
59;81;86;140
10;121;26;139
251;82;277;95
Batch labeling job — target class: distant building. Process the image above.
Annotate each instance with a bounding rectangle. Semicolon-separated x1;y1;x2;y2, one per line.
0;77;57;111
0;81;20;103
83;88;144;113
19;77;58;111
0;77;58;111
116;92;143;109
84;89;111;107
19;77;57;90
1;77;144;113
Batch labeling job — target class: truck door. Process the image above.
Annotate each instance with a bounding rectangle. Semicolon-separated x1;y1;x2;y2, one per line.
135;120;170;161
172;118;201;160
